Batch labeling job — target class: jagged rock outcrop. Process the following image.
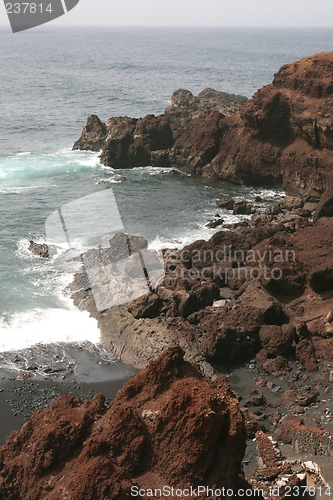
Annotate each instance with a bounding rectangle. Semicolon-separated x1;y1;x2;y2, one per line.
74;52;333;195
73;88;247;172
313;188;333;221
0;346;248;499
25;190;331;376
73;114;107;151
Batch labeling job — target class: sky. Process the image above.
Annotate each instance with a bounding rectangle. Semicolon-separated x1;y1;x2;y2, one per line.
1;0;333;28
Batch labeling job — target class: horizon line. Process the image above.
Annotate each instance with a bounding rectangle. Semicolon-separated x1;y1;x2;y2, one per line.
0;23;333;28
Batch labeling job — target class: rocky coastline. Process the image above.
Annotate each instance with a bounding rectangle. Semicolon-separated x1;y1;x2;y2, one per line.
74;52;333;196
1;52;333;498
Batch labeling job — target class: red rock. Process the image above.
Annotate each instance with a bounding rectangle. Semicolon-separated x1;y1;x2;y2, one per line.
75;53;333;194
256;378;267;388
280;196;304;210
259;324;295;356
0;346;247;499
281;389;299;408
256;349;268;365
241;408;265;439
262;356;290;377
134;113;174;151
200;306;263;365
317;338;333;361
253;431;290;481
295;338;318;372
67;212;332;372
296;392;318;407
275;415;303;444
127;293;164;319
313;189;333;222
99;116;142;168
210;53;333;195
233;280;284;325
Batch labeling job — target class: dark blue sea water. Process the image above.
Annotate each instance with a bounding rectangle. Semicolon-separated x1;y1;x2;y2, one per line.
0;26;333;352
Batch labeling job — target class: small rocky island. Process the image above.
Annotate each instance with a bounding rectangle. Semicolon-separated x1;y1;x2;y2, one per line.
1;52;333;498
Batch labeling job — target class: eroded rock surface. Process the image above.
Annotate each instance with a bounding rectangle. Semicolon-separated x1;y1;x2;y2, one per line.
73;88;247;173
0;346;248;499
74;53;333;195
63;188;333;378
209;52;333;195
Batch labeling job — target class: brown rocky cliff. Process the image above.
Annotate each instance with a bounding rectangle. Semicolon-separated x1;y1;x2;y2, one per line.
0;346;248;499
209;52;333;195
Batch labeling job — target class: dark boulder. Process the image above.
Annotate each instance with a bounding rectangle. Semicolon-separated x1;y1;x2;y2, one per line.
259;324;295;356
28;241;50;259
295;338;318;372
200;306;263;365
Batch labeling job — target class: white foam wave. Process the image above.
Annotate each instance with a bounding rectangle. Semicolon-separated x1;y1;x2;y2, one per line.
95;177;125;185
100;165;115;172
0;185;45;194
72;152;101;168
131;166;165;174
0;148;101;184
0;307;100;353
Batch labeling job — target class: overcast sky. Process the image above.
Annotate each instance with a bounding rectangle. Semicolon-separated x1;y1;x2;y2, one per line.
1;0;333;27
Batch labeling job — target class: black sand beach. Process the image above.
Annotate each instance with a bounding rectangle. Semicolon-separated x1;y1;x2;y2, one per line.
0;342;137;445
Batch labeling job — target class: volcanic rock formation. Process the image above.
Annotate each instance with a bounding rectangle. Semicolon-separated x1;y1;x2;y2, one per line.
73;88;247;174
208;52;333;196
0;346;249;499
74;52;333;196
65;188;333;378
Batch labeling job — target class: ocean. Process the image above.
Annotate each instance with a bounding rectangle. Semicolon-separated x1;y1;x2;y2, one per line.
0;26;333;362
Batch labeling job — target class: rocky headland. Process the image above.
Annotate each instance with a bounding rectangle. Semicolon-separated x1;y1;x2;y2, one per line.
68;191;333;378
74;52;333;196
73;88;247;174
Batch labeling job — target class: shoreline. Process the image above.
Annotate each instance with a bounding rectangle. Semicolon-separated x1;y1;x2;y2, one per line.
1;50;333;496
0;342;137;445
